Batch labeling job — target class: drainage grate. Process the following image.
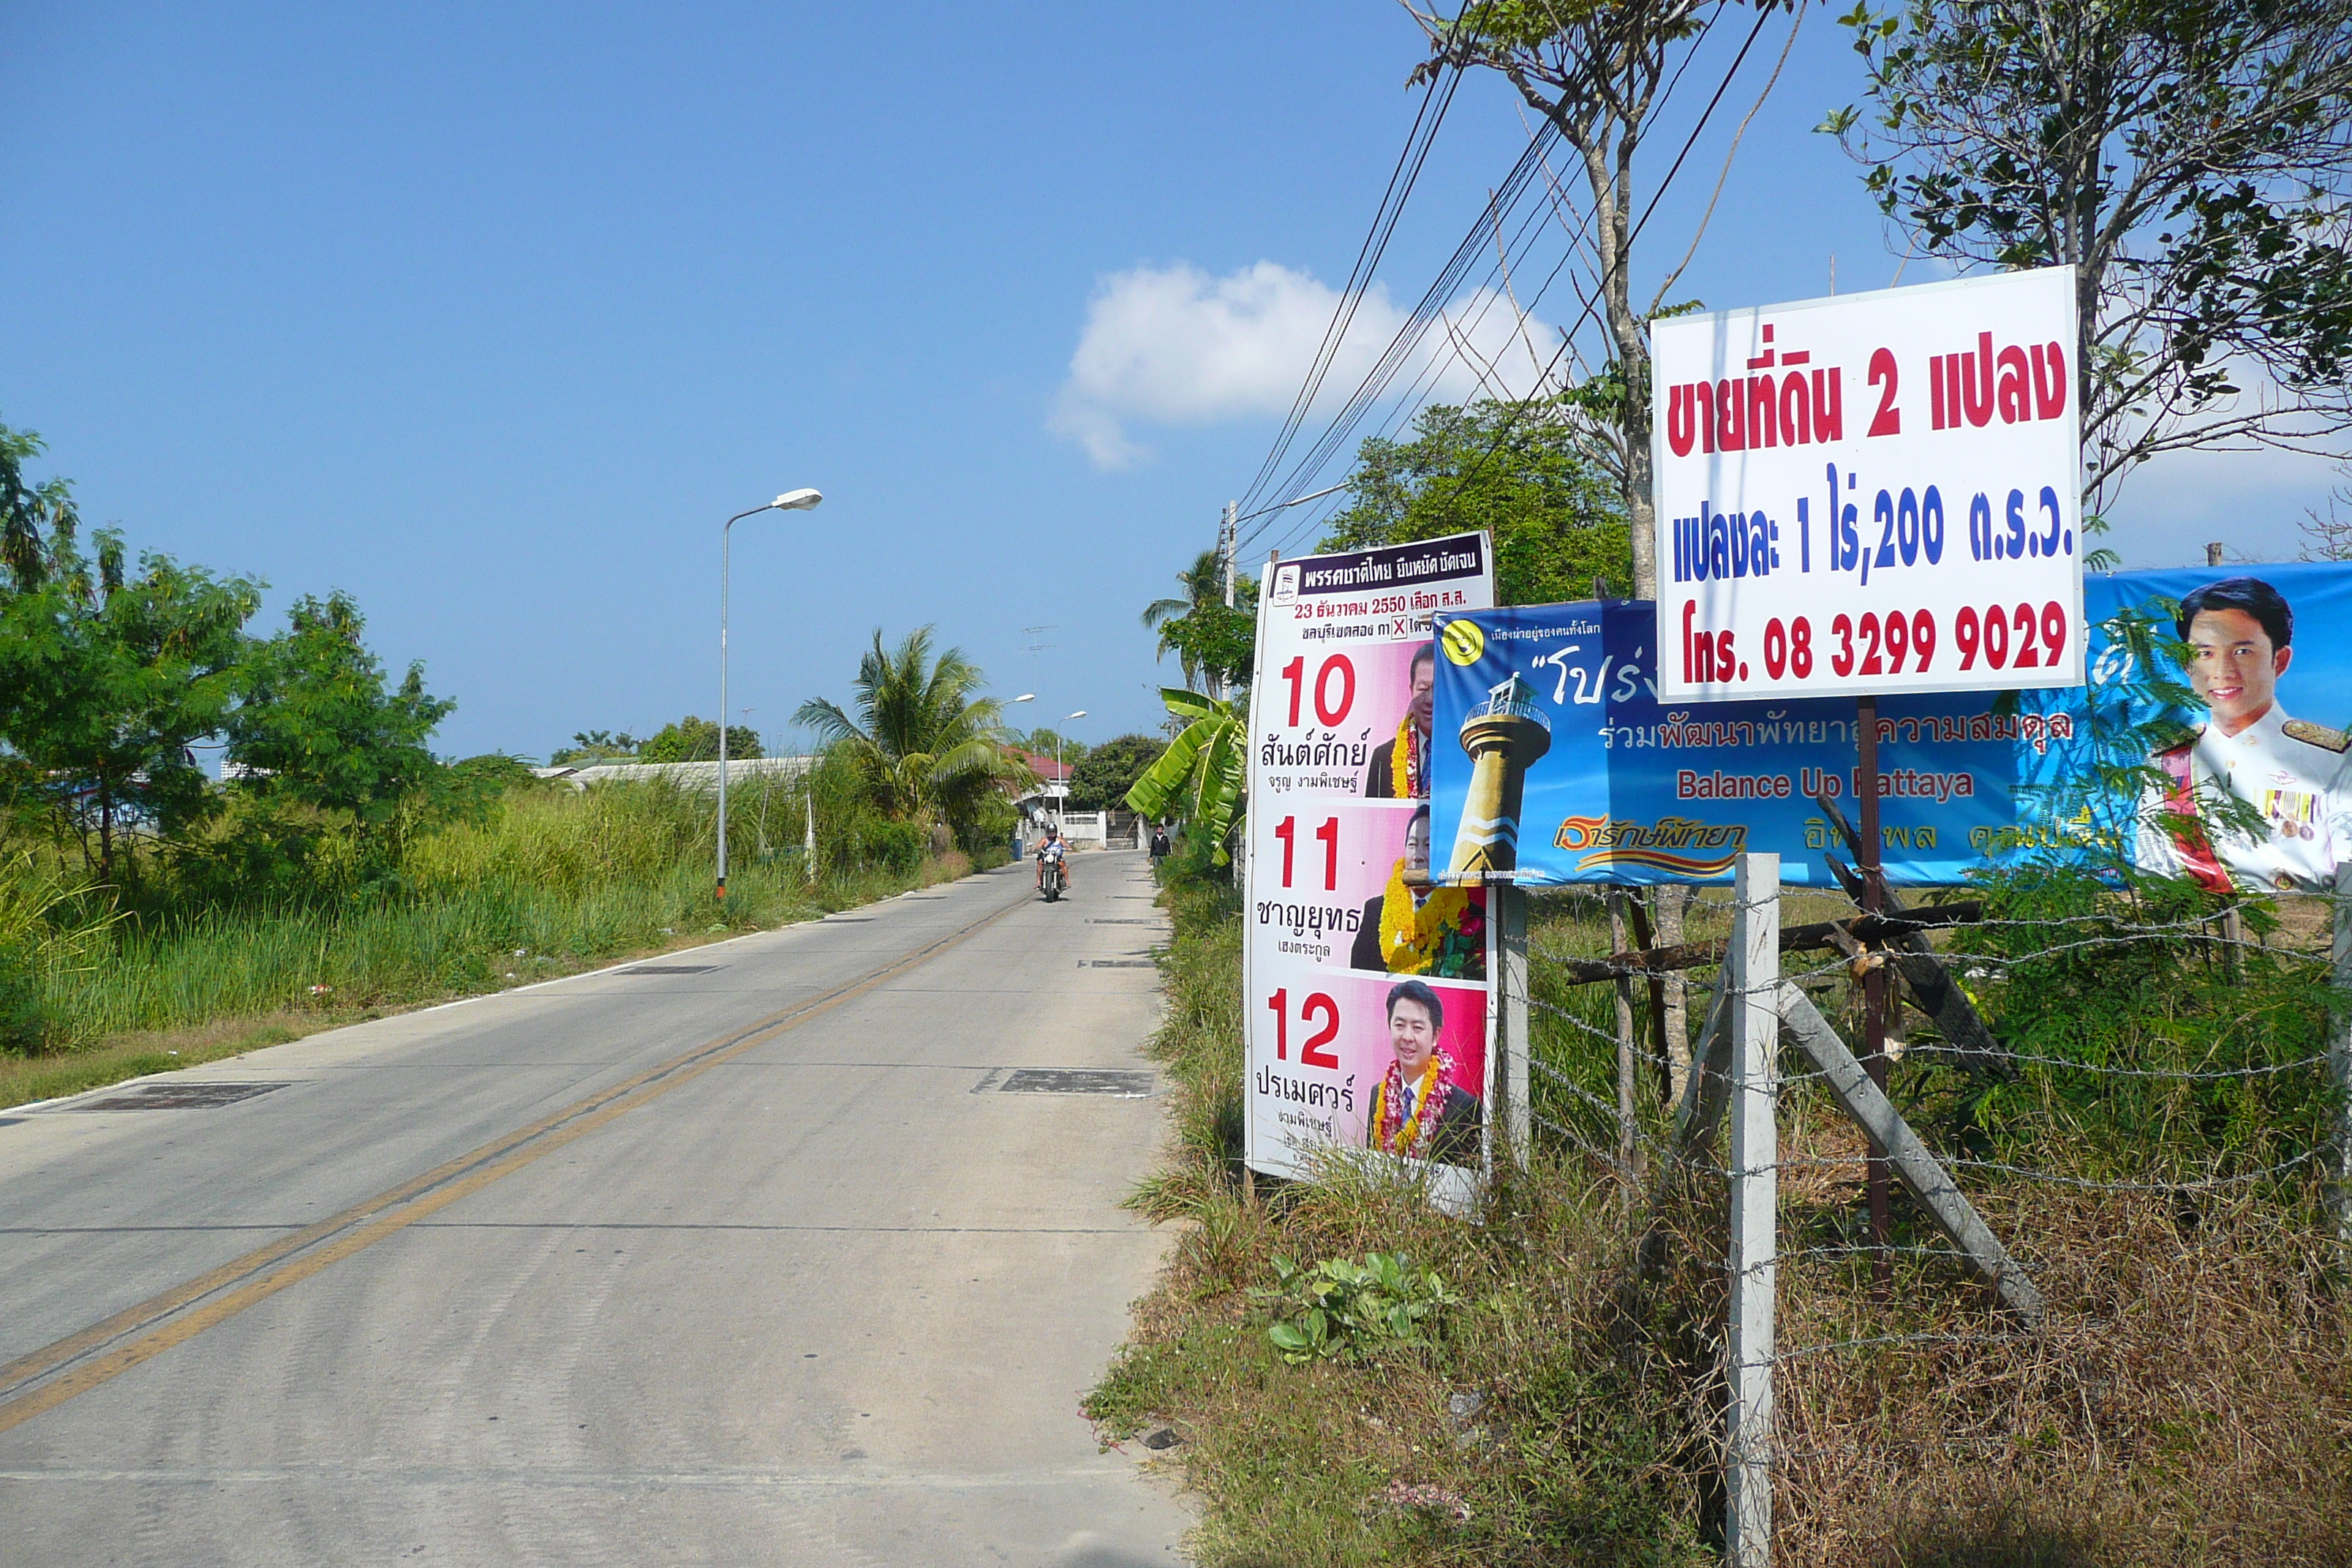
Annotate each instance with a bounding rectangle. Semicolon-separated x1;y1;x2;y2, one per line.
823;916;875;923
1082;960;1156;968
1088;919;1156;924
620;965;717;976
976;1068;1156;1097
77;1082;289;1112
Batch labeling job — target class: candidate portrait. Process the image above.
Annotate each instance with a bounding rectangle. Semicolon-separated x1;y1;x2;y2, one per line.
1364;644;1436;799
2136;576;2352;892
1362;979;1482;1167
1348;805;1486;980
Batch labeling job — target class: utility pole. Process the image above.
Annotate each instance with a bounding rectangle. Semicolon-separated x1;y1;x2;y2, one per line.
1220;500;1238;608
1201;500;1237;702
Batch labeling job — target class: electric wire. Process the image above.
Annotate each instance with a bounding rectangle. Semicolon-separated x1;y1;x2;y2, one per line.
1234;9;1484;516
1235;2;1768;564
1431;2;1786;516
1235;118;1566;550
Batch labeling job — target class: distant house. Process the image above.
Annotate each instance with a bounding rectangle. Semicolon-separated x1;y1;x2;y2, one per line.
531;758;813;791
1003;749;1137;849
1007;749;1071;809
1007;750;1083;840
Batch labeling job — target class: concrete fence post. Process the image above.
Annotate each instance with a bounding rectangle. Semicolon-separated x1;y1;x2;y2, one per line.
1726;852;1779;1568
1496;882;1531;1171
2332;866;2352;1247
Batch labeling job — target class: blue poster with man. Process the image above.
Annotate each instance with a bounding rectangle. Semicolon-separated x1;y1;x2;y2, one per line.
1428;563;2352;890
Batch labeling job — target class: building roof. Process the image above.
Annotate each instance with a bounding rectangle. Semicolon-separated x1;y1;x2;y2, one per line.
1009;748;1071;783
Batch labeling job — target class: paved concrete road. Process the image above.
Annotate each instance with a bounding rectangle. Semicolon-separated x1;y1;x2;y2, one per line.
0;853;1188;1567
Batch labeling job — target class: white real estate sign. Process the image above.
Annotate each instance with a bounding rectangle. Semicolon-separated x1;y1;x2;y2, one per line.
1651;266;2084;701
1242;532;1495;1195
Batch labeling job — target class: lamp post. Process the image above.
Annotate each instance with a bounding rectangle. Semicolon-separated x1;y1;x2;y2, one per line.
718;488;823;902
1057;710;1087;830
1008;693;1035;853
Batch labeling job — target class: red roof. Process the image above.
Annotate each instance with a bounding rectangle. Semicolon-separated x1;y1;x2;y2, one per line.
1010;748;1071;783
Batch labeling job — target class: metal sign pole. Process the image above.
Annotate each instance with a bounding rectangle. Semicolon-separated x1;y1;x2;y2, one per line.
2332;865;2352;1248
1496;879;1531;1172
1856;693;1892;1286
1725;851;1779;1568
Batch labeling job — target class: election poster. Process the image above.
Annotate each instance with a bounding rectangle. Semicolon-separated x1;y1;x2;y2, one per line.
1428;562;2352;894
1243;532;1496;1192
1651;266;2084;702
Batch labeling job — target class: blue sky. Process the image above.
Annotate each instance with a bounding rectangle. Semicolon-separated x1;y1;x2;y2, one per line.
2;3;2334;760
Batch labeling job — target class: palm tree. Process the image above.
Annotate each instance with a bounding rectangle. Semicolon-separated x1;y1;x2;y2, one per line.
1140;549;1227;693
794;627;1029;846
1125;687;1245;864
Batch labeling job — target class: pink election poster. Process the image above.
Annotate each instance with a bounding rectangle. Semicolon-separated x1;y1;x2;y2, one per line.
1252;973;1489;1170
1241;532;1496;1187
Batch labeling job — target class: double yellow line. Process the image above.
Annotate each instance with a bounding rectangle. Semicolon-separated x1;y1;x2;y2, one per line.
0;890;1024;1436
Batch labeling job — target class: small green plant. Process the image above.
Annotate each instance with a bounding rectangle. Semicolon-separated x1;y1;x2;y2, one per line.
1251;1251;1460;1365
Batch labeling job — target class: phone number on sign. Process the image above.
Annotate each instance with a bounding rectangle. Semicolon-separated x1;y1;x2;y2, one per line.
1681;600;2072;683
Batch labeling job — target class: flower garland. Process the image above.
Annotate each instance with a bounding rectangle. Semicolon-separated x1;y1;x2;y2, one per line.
1372;1047;1453;1158
1377;864;1481;977
1393;712;1426;797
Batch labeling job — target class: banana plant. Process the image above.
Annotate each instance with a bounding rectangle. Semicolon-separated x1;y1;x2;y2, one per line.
1123;687;1245;864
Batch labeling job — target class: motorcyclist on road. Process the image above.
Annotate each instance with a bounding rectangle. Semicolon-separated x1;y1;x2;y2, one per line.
1035;826;1072;894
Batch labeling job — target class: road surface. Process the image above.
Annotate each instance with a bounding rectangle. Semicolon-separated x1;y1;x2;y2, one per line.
0;852;1188;1566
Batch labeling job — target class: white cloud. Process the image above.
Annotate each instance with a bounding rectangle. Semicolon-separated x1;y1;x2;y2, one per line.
1050;260;1564;469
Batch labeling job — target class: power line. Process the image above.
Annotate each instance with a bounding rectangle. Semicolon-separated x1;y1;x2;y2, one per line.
1431;4;1788;519
1232;10;1482;516
1236;118;1566;549
1237;3;1756;565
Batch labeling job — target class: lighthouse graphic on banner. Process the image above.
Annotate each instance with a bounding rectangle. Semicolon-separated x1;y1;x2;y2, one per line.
1447;674;1552;875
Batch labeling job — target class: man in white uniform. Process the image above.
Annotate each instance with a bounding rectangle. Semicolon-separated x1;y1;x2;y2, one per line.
2138;576;2352;892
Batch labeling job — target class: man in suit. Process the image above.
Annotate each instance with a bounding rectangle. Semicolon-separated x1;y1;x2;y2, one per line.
1364;979;1482;1167
1346;806;1487;981
1350;807;1432;972
2138;576;2352;892
1365;644;1437;799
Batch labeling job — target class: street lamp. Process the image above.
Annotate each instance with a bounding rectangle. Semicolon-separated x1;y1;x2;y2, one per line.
1007;694;1035;853
718;489;823;902
1058;711;1086;818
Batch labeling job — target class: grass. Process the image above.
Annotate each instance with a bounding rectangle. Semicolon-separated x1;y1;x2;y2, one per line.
1095;863;2352;1567
1;780;1005;1110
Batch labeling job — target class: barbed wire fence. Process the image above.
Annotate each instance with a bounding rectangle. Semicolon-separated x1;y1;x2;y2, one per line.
1501;855;2352;1568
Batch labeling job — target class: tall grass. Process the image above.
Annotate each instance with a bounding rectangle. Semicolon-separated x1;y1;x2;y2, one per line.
5;774;994;1063
1096;860;2352;1567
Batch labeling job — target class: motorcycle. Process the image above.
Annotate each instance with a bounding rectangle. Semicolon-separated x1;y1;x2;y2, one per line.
1039;856;1066;902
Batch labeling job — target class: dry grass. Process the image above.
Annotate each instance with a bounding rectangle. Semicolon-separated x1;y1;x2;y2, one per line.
1104;866;2352;1567
1770;1183;2352;1567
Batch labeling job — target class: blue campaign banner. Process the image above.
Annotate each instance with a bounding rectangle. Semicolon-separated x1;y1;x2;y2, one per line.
1428;563;2352;890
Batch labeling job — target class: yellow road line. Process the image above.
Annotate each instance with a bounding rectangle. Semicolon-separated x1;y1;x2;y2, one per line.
0;888;1025;1436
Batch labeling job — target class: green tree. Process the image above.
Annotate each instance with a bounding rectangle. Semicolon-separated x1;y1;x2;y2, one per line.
225;592;454;851
0;420;91;597
1831;0;2352;514
0;547;258;883
1126;689;1246;865
1319;399;1631;604
1142;549;1258;698
551;729;639;764
1406;1;1789;596
1;416;253;883
639;717;761;763
793;627;1028;851
1068;734;1169;813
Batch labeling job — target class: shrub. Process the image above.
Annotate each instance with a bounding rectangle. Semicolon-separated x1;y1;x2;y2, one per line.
1251;1252;1460;1365
855;819;925;874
